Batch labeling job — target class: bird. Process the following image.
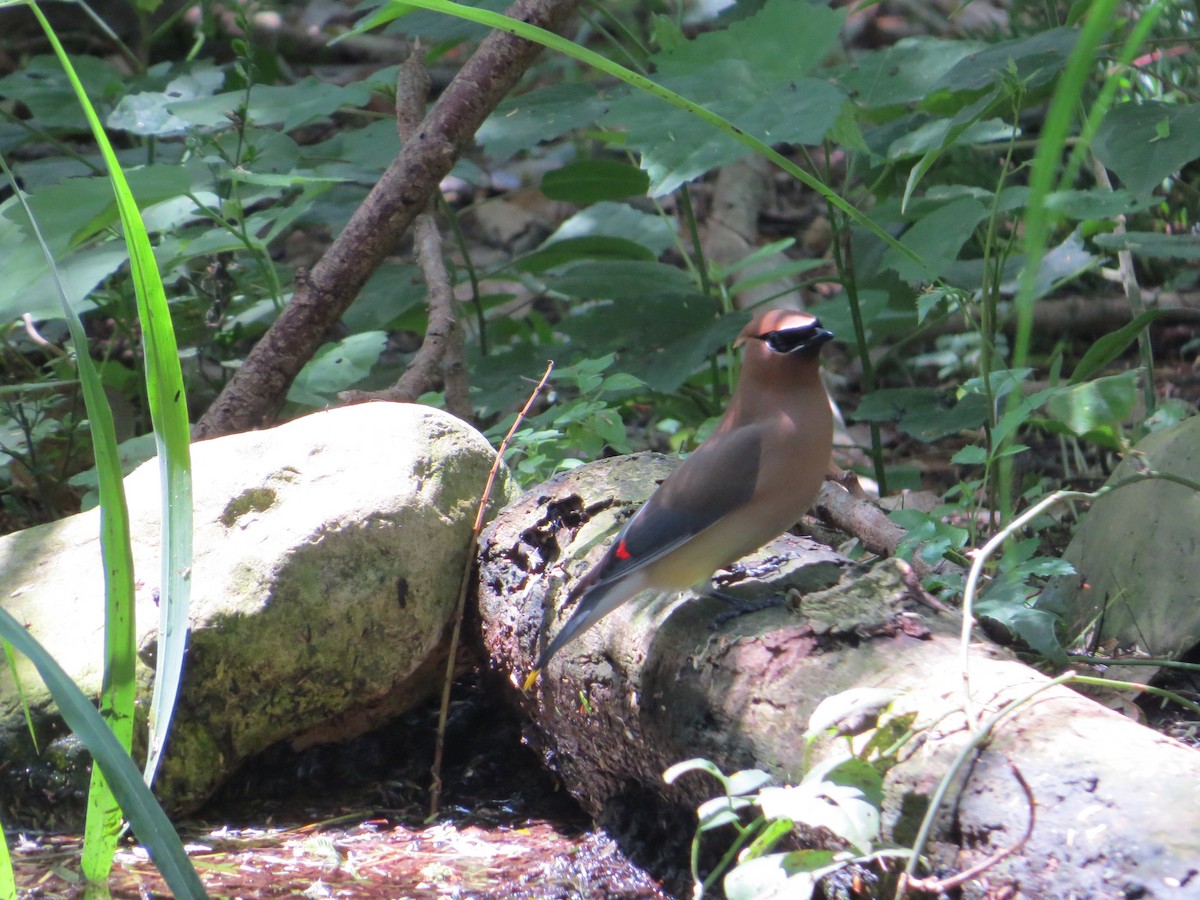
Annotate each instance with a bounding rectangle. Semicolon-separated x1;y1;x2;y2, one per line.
526;308;834;685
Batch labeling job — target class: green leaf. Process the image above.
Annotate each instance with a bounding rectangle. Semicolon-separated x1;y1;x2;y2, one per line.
544;260;697;299
725;769;773;797
3;165;193;254
976;599;1067;664
832;36;985;110
928;26;1078;95
477;83;608;163
23;5;196;861
1042;187;1144;219
1070;309;1175;384
604;0;847;195
538;201;677;257
106;66;226;136
1092;231;1200;261
758;782;879;854
288;331;389;406
854;387;990;441
0;55;124;132
664;757;727;787
540;159;649;203
725;853;819;900
1043;370;1139;446
515;236;656;274
0;606;205;897
1094;101;1200;197
167;77;377;130
882;197;988;283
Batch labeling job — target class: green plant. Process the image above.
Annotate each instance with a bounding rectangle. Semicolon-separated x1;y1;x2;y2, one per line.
665;688;914;899
0;0;197;892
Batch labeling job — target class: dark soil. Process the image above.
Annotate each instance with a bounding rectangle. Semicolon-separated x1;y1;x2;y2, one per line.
10;674;680;899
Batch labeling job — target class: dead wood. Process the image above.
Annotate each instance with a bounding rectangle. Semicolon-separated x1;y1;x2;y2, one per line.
476;454;1200;897
195;0;582;438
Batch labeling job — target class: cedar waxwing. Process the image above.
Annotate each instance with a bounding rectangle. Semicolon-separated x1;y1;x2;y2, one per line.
529;309;834;680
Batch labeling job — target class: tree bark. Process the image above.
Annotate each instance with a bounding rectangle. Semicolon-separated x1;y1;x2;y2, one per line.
476;454;1200;898
195;0;582;438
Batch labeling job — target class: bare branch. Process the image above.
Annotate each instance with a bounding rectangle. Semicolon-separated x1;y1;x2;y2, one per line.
195;0;582;438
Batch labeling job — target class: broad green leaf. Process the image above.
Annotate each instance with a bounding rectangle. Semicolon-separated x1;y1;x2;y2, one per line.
928;26;1078;95
477;84;608;163
1070;309;1176;384
608;66;845;196
515;236;656;274
1093;101;1200;197
976;599;1067;664
832;37;985;110
0;241;129;321
288;331;389;406
544;259;697;299
539;201;677;257
725;769;773;796
889;116;1016;160
167;77;376;130
2;165;192;254
854;387;990;442
664;757;728;786
604;0;847;195
726;854;817;900
540;159;649;203
1043;370;1139;446
0;55;124;132
0;606;205;898
107;66;226;136
881;197;988;283
1043;187;1144;219
758;782;879;853
1092;231;1200;261
807;756;884;810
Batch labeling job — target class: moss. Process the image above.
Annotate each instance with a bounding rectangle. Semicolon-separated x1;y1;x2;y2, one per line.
220;487;278;528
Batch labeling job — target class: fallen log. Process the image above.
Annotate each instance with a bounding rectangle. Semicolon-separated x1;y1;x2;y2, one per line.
476;454;1200;898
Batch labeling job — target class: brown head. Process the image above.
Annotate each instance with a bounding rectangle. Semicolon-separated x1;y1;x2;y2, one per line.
736;309;834;378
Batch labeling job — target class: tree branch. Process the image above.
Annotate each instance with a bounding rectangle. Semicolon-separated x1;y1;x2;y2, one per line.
195;0;582;438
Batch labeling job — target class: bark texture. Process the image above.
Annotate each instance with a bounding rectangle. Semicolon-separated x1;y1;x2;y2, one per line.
476;455;1200;899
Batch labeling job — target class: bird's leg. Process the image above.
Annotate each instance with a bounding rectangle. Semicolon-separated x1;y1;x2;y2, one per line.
703;585;792;628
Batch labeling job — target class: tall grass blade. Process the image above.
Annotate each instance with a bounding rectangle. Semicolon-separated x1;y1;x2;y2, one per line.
0;151;134;883
29;0;195;790
0;607;206;899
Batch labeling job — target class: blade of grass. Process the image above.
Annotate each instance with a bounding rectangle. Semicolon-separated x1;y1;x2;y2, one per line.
0;607;206;899
28;0;194;790
3;640;39;751
997;0;1121;519
0;152;134;884
341;0;925;272
0;807;13;900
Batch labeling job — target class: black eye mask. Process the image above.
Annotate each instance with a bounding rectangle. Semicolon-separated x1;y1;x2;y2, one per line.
757;320;835;355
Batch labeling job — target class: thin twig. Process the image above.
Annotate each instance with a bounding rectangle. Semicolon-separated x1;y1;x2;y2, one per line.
898;760;1035;895
429;360;554;817
897;671;1075;898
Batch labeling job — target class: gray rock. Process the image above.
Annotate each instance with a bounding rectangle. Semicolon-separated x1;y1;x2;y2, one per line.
0;402;515;824
1039;414;1200;683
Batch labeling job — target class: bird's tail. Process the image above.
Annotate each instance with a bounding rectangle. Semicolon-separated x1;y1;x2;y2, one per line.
532;574;644;671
